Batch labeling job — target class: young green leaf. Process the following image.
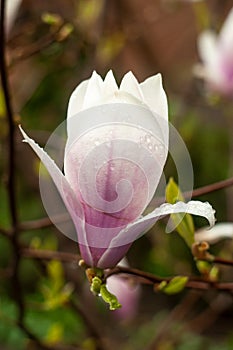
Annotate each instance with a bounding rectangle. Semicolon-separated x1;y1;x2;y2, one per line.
159;276;188;295
166;178;195;247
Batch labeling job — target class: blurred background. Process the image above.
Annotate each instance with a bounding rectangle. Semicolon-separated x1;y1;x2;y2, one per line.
1;0;233;349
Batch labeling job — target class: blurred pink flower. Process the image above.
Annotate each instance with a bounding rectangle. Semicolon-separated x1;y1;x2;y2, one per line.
196;8;233;96
107;264;140;320
20;71;215;269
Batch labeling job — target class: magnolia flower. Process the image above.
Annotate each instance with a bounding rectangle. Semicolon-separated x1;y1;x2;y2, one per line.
196;7;233;96
20;71;215;269
195;222;233;244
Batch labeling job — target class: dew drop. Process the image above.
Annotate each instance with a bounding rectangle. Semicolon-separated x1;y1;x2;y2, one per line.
94;139;100;146
145;134;152;144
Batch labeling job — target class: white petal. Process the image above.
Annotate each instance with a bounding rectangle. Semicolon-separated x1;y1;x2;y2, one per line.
120;71;144;101
19;126;92;261
82;71;104;110
195;222;233;244
66;72;104;152
103;70;118;96
104;201;216;248
67;79;89;118
197;30;218;66
140;74;168;120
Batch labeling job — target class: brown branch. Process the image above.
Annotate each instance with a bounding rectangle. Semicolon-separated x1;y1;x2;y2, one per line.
10;23;65;65
19;248;233;292
0;226;11;236
19;212;70;231
0;0;17;226
0;4;51;349
105;265;233;292
22;247;81;263
189;177;233;198
213;256;233;267
0;0;24;323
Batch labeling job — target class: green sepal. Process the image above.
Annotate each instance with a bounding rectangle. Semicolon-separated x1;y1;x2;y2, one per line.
100;284;121;311
90;276;102;296
89;274;121;310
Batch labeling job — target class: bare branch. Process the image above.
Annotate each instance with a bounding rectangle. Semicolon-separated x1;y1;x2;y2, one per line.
22;247;80;263
190;177;233;198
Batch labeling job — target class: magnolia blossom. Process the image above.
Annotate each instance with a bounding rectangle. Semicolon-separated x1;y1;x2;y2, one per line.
20;71;215;269
196;7;233;95
195;222;233;244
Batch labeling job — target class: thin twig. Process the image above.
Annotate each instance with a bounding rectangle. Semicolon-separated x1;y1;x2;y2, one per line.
20;248;233;291
213;256;233;267
0;0;24;323
0;226;11;236
189;177;233;198
22;247;81;263
10;23;64;65
20;212;70;231
105;265;233;292
0;0;17;226
0;3;51;349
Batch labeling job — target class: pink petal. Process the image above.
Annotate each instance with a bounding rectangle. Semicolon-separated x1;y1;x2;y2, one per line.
64;103;168;233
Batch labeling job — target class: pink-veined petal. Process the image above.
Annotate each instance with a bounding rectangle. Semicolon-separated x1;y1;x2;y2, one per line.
98;200;215;266
19;126;93;264
64;103;168;235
